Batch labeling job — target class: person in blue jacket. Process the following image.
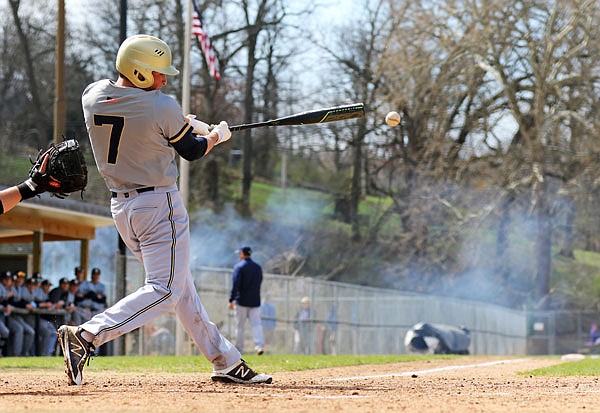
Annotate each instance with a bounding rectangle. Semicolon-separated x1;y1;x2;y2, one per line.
229;246;265;355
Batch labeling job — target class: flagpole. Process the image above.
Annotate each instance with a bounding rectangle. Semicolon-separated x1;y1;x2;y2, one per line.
180;0;192;210
176;0;193;358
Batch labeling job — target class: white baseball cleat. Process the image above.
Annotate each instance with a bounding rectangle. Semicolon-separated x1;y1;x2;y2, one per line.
211;359;272;384
58;325;95;386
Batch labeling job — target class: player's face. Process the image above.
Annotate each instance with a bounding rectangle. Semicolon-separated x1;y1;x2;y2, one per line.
151;72;167;90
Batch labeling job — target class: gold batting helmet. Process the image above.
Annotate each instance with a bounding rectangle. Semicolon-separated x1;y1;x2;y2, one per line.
116;34;179;89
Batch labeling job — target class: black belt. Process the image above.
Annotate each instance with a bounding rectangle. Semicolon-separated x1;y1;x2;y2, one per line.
111;186;155;198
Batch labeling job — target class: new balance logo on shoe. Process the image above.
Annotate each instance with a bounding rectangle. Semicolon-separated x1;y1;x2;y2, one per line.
235;364;251;378
211;359;272;384
70;341;85;359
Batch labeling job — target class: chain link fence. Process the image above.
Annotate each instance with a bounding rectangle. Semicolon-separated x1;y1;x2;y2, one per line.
118;258;528;356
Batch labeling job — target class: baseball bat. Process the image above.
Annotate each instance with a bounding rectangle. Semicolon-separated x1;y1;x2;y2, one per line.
226;103;365;131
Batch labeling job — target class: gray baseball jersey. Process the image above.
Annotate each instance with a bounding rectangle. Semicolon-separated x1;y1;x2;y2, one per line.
79;281;105;297
82;79;189;192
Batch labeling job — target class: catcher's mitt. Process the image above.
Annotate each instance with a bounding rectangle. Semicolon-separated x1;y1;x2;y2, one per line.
29;139;88;198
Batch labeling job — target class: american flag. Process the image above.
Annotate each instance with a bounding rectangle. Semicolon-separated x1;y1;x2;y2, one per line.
191;0;221;80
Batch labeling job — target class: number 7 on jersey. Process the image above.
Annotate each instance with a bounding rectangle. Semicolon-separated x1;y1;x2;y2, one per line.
93;114;125;164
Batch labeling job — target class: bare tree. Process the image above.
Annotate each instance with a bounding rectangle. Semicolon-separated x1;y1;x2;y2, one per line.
320;1;392;241
373;1;504;286
4;0;56;148
472;0;600;306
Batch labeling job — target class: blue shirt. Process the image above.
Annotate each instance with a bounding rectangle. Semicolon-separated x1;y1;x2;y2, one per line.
230;258;263;307
261;302;276;331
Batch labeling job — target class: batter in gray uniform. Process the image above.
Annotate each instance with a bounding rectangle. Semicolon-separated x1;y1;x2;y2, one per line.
57;34;271;386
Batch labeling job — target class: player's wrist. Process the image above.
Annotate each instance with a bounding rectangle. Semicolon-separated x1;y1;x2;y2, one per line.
211;130;222;145
17;178;42;200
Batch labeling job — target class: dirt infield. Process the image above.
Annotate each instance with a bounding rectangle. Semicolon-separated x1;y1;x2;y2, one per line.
1;356;599;412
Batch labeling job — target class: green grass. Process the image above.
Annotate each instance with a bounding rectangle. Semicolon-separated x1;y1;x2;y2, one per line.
0;354;457;373
525;357;600;376
10;354;600;377
574;250;600;269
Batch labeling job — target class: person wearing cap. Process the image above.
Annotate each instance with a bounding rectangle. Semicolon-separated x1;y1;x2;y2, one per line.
49;278;70;331
78;267;108;317
72;267;94;322
74;266;85;283
33;279;59;356
6;276;36;356
49;278;70;305
0;271;12;356
64;279;86;325
0;271;23;356
26;280;58;356
20;277;45;355
260;293;277;351
14;271;26;294
56;34;270;387
73;267;85;296
229;246;265;355
294;296;313;355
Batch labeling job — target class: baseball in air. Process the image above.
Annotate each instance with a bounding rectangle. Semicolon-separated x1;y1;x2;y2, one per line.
385;111;401;127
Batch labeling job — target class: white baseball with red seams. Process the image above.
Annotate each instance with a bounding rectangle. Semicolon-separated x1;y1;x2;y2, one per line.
385;111;401;127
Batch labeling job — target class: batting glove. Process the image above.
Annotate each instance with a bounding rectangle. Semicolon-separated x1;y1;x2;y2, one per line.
213;121;232;145
185;114;210;136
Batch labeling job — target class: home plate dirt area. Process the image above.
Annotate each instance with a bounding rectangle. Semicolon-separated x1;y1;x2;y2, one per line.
1;356;599;412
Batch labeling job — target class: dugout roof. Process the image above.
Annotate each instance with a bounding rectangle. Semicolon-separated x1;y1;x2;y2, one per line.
0;187;113;274
0;190;113;243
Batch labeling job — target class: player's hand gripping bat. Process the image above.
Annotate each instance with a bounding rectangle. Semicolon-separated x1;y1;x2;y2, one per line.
211;103;365;132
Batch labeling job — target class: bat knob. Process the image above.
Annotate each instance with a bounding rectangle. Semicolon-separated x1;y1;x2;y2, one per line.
208;124;217;131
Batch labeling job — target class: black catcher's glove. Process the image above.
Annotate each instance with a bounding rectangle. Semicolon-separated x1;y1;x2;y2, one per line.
29;139;88;198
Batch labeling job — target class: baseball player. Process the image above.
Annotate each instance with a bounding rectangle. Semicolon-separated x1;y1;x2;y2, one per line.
5;274;36;356
78;268;108;316
229;246;265;355
58;34;271;386
0;273;12;356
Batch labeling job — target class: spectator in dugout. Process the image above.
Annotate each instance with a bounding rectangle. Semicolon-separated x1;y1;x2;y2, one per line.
49;277;70;330
34;279;59;356
65;279;88;325
2;272;35;356
19;273;54;356
73;267;91;318
0;272;12;356
74;266;86;292
14;270;26;293
78;267;108;317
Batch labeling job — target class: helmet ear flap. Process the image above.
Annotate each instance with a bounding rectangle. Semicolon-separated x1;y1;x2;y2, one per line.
131;67;154;88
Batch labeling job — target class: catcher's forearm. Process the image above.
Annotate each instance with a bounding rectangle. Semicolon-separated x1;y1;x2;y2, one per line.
0;185;30;215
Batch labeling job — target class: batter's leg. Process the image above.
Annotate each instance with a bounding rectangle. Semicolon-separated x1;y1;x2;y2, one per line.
175;275;240;370
82;189;183;346
82;283;176;346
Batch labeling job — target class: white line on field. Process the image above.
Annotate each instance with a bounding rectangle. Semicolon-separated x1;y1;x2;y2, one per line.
329;358;531;381
240;393;373;399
